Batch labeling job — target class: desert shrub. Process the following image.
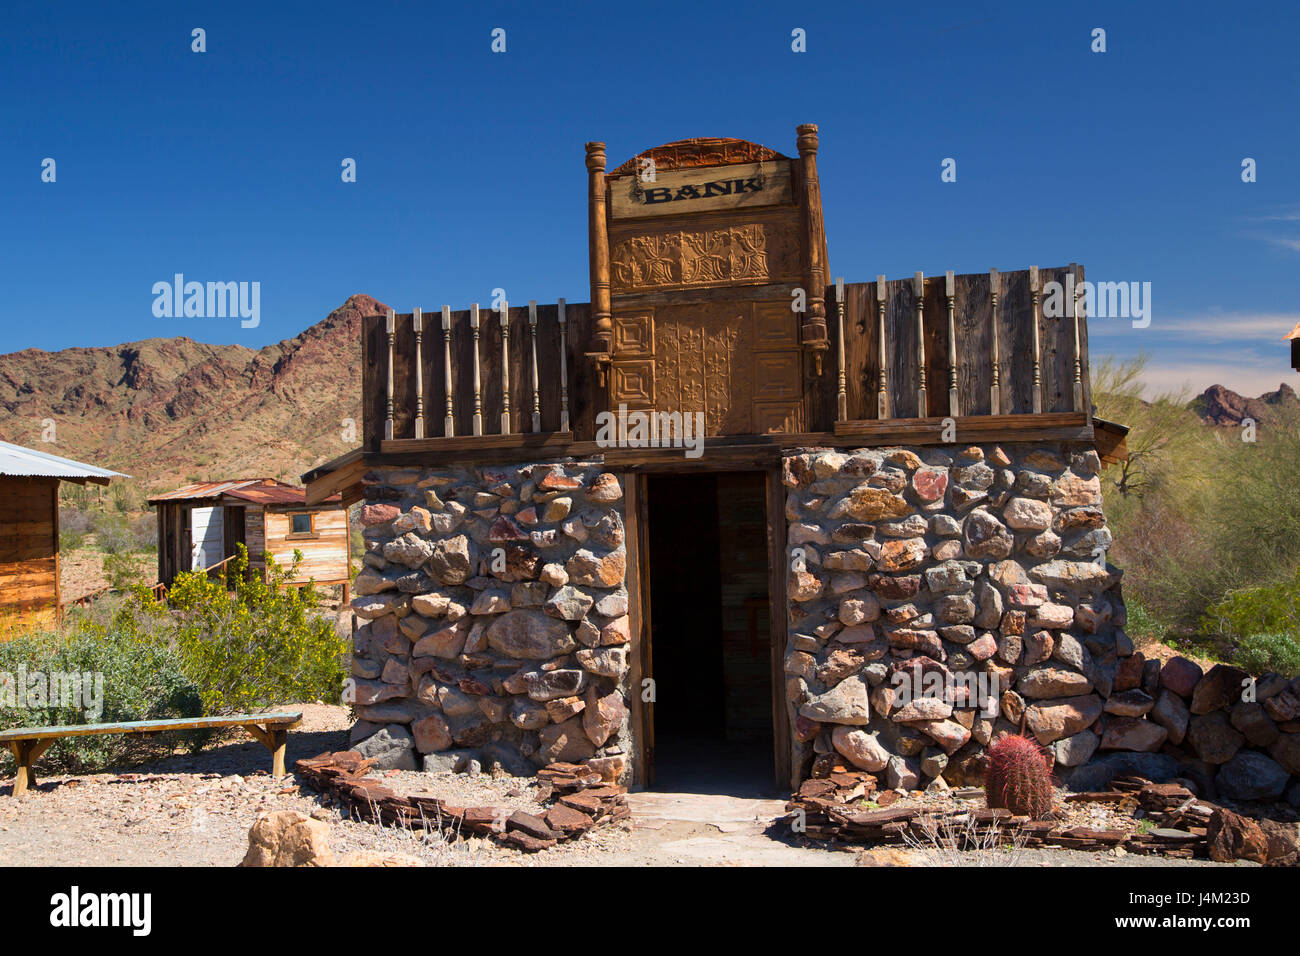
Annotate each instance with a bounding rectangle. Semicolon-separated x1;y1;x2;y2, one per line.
135;544;348;714
1233;633;1300;677
1200;568;1300;644
91;513;134;554
0;625;202;772
102;552;145;592
129;512;157;551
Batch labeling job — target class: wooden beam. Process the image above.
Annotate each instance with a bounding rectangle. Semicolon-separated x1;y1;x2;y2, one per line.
384;309;396;441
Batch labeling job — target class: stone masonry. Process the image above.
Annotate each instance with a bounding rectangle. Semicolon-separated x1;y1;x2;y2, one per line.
782;441;1300;803
348;461;632;783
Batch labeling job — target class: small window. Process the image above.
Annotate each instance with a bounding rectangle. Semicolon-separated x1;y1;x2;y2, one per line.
290;513;314;535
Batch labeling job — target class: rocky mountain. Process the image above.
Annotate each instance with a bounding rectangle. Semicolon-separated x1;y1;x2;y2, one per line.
0;294;389;493
1191;382;1300;426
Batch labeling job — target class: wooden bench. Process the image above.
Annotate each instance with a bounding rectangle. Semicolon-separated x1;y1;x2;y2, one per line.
0;711;303;796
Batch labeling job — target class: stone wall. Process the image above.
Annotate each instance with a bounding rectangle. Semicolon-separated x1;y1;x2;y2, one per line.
782;442;1300;804
348;461;632;783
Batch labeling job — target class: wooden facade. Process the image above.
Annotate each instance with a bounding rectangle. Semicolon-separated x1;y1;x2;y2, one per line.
149;480;350;591
0;441;125;632
308;127;1111;510
302;126;1129;788
0;477;60;628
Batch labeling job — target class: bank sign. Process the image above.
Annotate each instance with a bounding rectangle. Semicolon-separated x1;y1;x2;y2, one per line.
610;160;793;219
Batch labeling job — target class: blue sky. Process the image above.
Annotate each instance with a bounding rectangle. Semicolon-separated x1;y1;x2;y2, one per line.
3;0;1297;396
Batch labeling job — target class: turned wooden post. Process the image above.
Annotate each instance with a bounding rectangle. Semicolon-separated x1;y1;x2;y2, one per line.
529;300;541;432
835;276;847;421
1071;262;1085;412
585;143;613;386
470;304;483;436
875;275;889;419
1029;266;1043;413
989;269;1002;414
796;123;829;375
913;272;928;415
945;270;959;416
558;298;571;432
384;309;395;441
499;299;511;434
412;308;425;439
442;305;455;436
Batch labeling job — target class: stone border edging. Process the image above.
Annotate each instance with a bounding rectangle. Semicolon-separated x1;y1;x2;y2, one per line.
294;752;630;852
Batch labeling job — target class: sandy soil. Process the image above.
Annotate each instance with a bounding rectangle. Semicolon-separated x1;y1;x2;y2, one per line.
0;704;1252;867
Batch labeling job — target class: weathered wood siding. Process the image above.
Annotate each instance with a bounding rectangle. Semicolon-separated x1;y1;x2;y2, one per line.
0;476;59;629
262;507;349;585
244;505;266;571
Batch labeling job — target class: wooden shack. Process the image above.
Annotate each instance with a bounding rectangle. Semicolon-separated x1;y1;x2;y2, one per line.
148;479;350;595
0;440;125;629
304;127;1132;792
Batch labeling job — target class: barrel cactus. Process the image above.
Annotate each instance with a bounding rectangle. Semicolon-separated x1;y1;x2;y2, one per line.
984;734;1054;819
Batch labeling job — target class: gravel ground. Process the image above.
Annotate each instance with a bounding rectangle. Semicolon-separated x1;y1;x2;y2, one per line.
0;704;1257;867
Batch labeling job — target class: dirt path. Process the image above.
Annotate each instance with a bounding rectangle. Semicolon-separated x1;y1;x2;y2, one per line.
0;704;1250;867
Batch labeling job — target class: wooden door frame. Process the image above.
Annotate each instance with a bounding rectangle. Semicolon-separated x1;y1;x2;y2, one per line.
623;464;790;791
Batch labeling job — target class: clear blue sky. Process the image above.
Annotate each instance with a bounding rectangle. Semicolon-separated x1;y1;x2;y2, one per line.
3;0;1297;396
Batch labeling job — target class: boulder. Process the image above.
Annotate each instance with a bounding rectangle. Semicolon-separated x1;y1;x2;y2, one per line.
1099;717;1167;753
1018;666;1094;699
799;675;872;725
830;726;890;771
240;811;334;867
485;610;576;659
1206;808;1269;863
1150;689;1191;745
1186;712;1245;764
1216;751;1290;802
351;725;417;771
1159;656;1204;698
1190;664;1250;715
1025;694;1103;744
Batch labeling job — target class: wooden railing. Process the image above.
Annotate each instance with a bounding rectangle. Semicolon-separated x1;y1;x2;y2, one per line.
363;300;597;453
362;265;1090;452
828;265;1089;424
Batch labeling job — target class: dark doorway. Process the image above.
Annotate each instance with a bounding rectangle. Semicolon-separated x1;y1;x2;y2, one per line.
644;472;777;795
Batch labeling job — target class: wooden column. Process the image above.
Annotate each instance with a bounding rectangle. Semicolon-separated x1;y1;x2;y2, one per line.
796;124;829;374
442;305;455;436
412;308;425;439
528;300;541;432
470;303;483;436
989;269;1002;414
945;270;958;416
384;309;395;440
1029;266;1043;413
876;275;889;419
913;272;928;415
585;142;612;386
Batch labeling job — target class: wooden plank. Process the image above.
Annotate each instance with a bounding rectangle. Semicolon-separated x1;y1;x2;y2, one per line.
0;712;303;741
766;466;792;789
623;473;651;789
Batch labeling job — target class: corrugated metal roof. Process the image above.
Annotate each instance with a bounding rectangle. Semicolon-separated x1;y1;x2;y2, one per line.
148;478;339;506
0;440;128;482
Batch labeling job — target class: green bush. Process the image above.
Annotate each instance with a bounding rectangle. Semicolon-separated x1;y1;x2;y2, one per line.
133;544;348;714
1233;633;1300;677
1200;568;1300;643
0;625;203;772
